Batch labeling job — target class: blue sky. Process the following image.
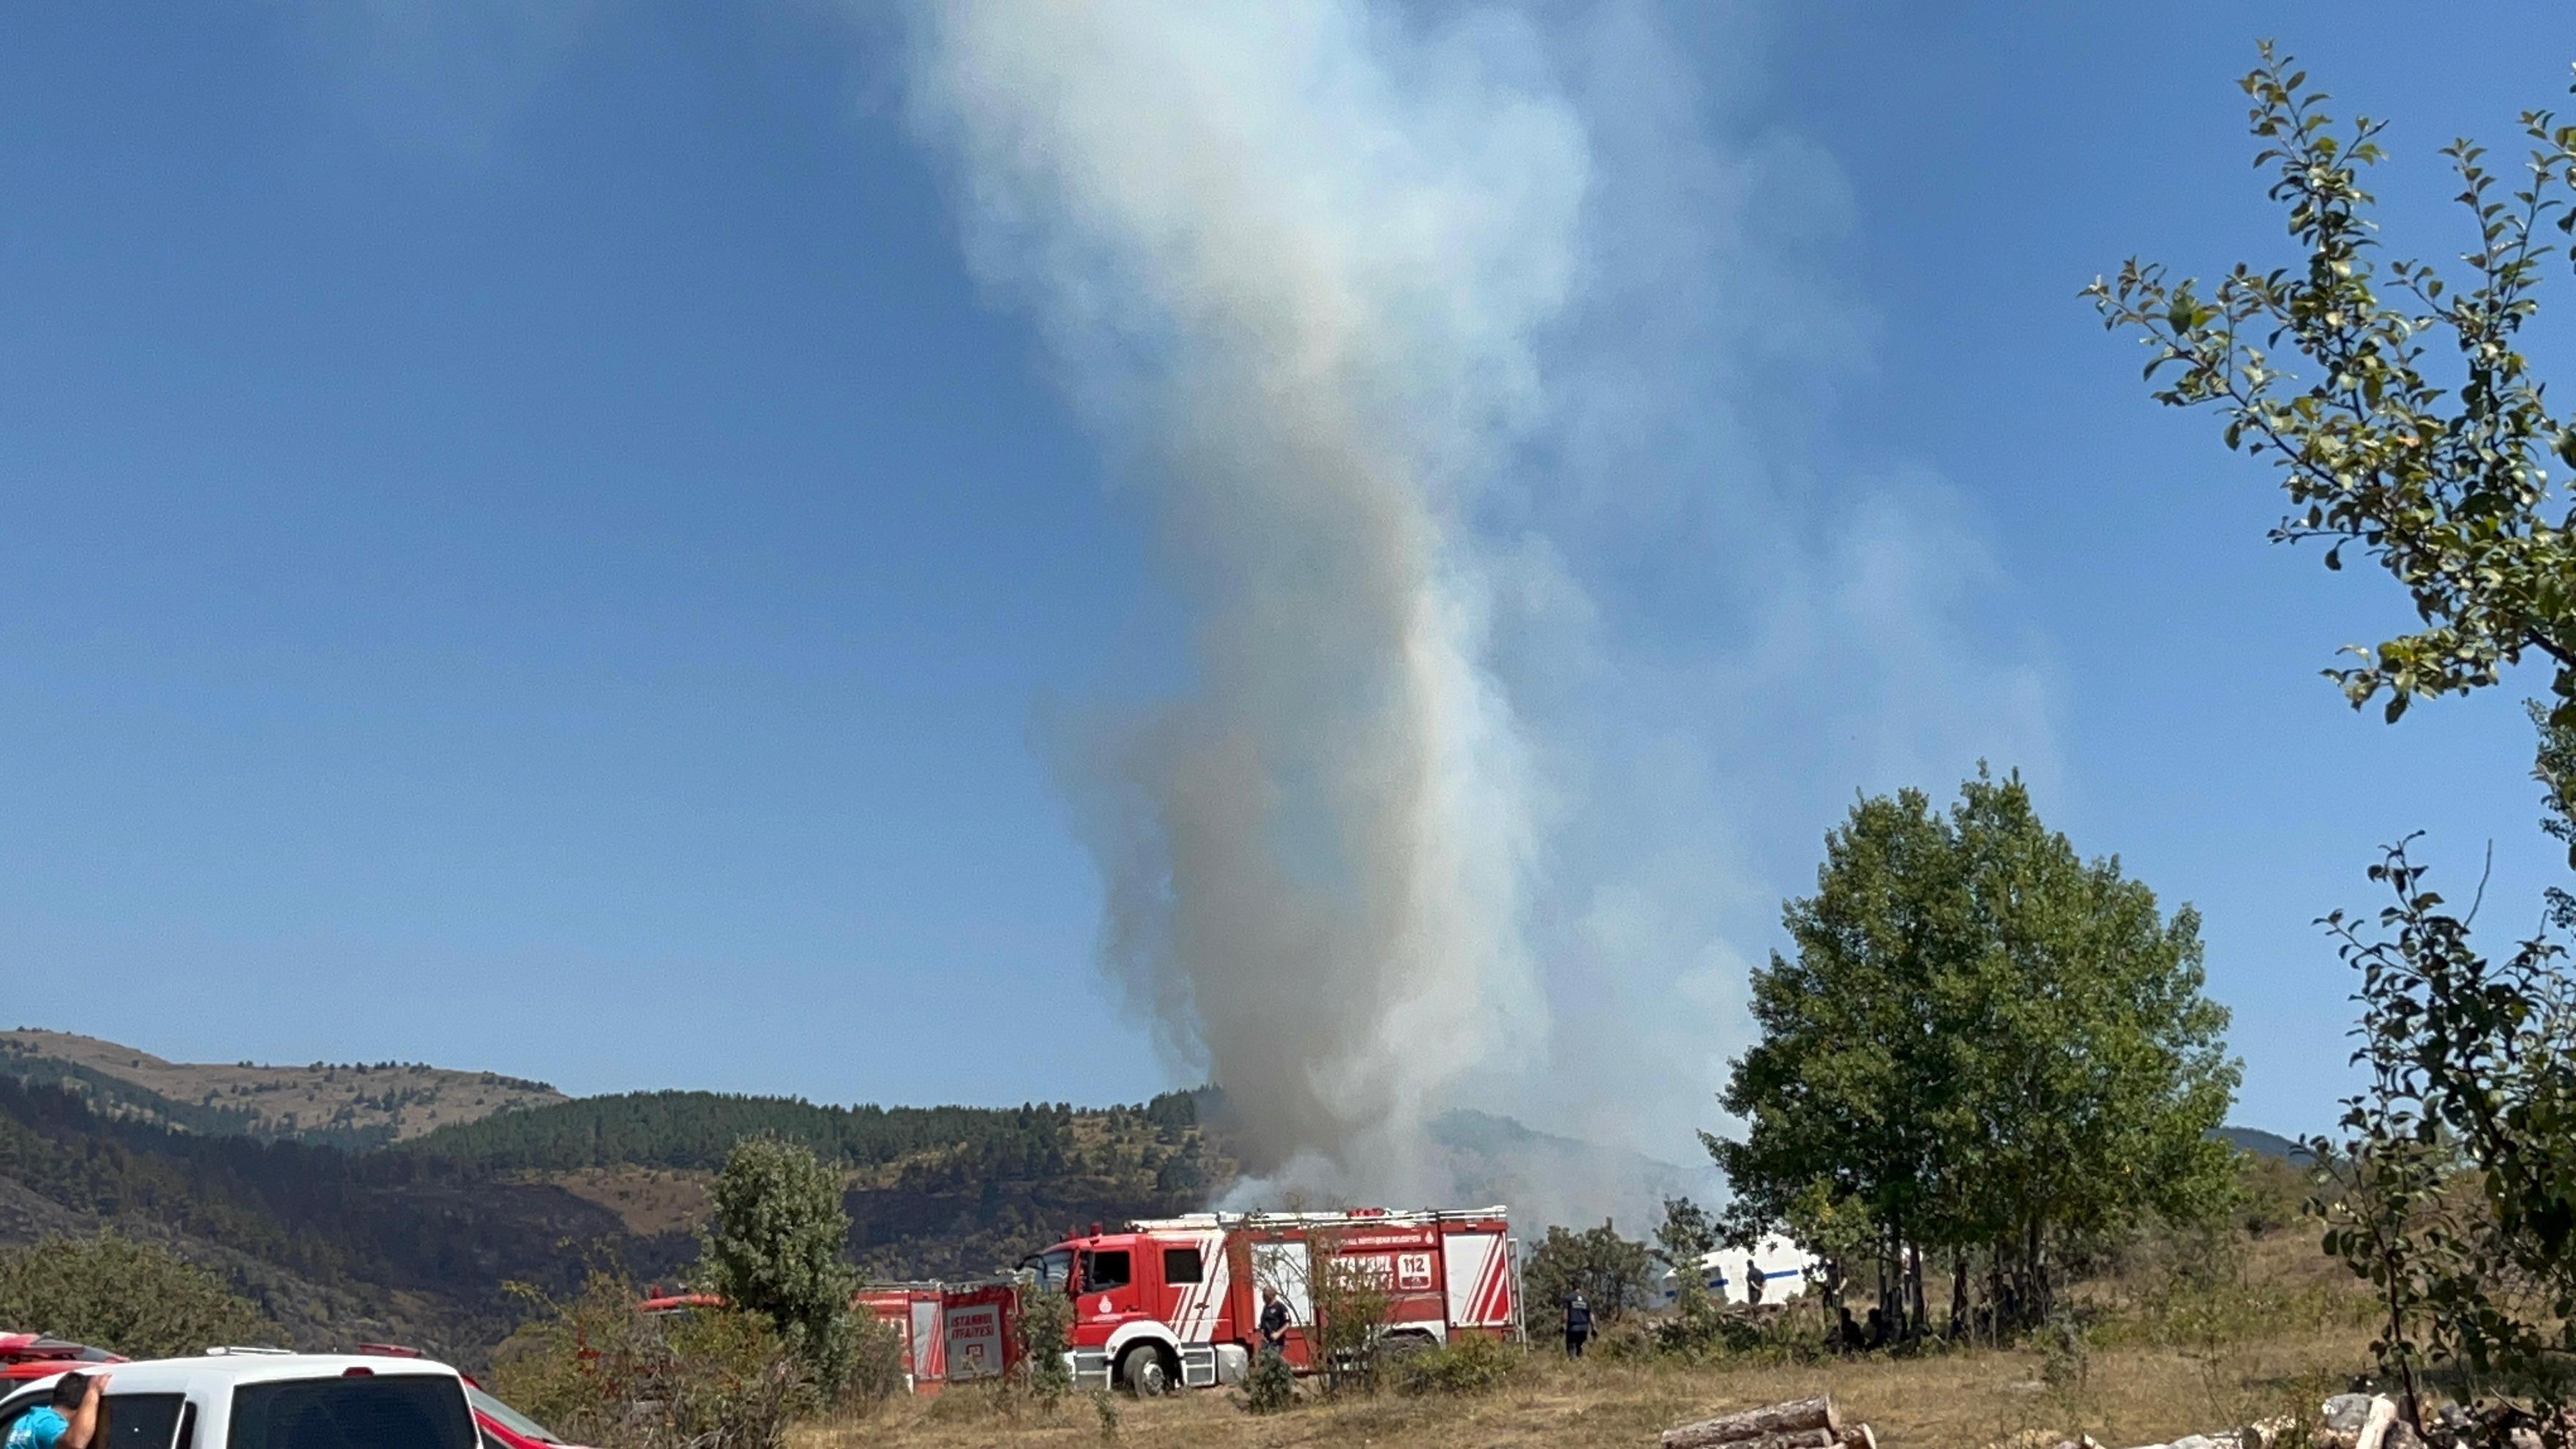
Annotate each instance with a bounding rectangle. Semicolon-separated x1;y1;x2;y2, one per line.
1;1;2567;1157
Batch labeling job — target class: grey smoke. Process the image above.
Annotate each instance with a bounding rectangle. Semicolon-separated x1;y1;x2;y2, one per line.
905;1;1582;1191
902;0;2058;1209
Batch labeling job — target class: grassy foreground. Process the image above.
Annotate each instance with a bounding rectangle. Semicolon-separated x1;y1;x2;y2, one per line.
797;1230;2378;1449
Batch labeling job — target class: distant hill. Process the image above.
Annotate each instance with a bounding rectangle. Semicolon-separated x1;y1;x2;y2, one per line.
0;1030;1742;1360
1;1029;564;1147
2213;1126;2316;1163
0;1073;670;1362
1428;1108;1712;1231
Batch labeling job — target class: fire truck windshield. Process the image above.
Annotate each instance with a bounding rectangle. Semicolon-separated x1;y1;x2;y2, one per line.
1022;1249;1074;1293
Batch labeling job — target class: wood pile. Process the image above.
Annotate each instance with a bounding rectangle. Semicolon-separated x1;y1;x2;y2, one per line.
1662;1395;1879;1449
2041;1391;2429;1449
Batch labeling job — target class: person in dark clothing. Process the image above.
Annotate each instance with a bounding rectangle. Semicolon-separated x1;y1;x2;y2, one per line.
1257;1288;1292;1357
1562;1291;1593;1358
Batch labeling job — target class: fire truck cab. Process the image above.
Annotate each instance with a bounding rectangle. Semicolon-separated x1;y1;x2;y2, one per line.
1024;1205;1521;1396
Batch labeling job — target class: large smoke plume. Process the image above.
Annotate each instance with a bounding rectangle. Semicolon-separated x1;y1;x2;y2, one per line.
906;1;1581;1191
903;1;2056;1208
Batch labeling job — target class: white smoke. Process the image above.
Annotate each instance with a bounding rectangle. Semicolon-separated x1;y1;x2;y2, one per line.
902;0;2057;1209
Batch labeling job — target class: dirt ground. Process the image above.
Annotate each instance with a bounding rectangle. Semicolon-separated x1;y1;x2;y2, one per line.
793;1325;2371;1449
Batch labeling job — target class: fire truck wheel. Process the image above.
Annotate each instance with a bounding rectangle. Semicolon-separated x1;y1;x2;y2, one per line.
1117;1345;1173;1397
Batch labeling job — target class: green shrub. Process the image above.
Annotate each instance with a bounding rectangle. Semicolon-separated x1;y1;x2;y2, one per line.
1014;1276;1074;1409
1240;1349;1295;1415
1390;1334;1517;1396
490;1270;801;1449
0;1231;281;1358
836;1310;907;1412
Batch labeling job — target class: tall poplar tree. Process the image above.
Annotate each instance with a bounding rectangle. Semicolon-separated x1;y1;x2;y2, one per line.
1709;769;2238;1338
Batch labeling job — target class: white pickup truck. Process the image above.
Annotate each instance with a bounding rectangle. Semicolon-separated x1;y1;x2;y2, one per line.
0;1351;481;1449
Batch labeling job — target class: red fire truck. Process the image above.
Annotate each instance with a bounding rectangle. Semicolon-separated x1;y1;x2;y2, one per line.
1022;1205;1521;1395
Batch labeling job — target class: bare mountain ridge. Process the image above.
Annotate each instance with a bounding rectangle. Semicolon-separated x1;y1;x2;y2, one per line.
0;1028;565;1146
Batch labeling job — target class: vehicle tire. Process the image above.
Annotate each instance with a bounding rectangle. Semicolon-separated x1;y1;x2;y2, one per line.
1119;1346;1172;1397
1382;1330;1436;1358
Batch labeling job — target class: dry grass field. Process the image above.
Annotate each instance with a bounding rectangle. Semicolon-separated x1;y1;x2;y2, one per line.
797;1216;2376;1449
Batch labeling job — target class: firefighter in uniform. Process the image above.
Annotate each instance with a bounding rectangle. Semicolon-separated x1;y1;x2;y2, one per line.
1563;1291;1593;1358
1258;1288;1292;1358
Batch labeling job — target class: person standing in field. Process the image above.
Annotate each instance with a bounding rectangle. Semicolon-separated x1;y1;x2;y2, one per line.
1562;1291;1592;1358
8;1373;108;1449
1257;1287;1292;1358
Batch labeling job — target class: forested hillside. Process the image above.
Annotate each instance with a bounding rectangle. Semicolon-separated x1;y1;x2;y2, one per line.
402;1086;1202;1174
0;1074;675;1360
406;1087;1232;1281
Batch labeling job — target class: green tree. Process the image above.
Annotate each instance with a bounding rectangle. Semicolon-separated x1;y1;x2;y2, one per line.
700;1135;858;1392
0;1232;280;1358
1519;1221;1651;1330
2086;44;2576;818
1710;771;2238;1339
2090;47;2576;1437
1651;1197;1726;1357
1651;1197;1721;1317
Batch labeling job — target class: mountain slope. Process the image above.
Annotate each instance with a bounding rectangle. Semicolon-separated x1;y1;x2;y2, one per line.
2213;1126;2316;1163
0;1074;678;1360
1;1029;563;1146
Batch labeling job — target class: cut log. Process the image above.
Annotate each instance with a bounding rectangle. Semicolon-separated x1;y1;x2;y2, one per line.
1662;1431;1831;1449
2353;1397;2397;1449
1660;1396;1841;1449
1838;1424;1877;1449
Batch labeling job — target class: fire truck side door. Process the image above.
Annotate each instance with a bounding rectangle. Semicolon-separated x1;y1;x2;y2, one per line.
1250;1240;1315;1363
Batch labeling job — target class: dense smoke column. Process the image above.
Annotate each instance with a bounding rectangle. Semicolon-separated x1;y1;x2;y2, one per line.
905;1;1585;1186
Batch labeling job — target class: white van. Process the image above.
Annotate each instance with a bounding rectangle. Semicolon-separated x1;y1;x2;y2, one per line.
0;1352;479;1449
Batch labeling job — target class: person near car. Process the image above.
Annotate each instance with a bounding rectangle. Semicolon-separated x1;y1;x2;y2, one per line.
1563;1291;1593;1358
1257;1288;1292;1357
7;1371;107;1449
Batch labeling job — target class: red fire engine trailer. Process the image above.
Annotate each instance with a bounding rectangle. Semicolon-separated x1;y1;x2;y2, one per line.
644;1283;1019;1396
1023;1205;1521;1395
853;1282;1019;1393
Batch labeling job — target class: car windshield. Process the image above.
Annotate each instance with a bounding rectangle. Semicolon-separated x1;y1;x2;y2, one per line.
463;1386;559;1445
228;1375;477;1449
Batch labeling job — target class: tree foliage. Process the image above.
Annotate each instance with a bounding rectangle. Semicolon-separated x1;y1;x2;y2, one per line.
2087;42;2576;818
698;1136;858;1391
1710;769;2239;1340
1302;1227;1394;1396
1013;1266;1074;1410
2316;844;2576;1429
1518;1221;1652;1328
1651;1197;1727;1357
2093;45;2576;1439
0;1231;280;1358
